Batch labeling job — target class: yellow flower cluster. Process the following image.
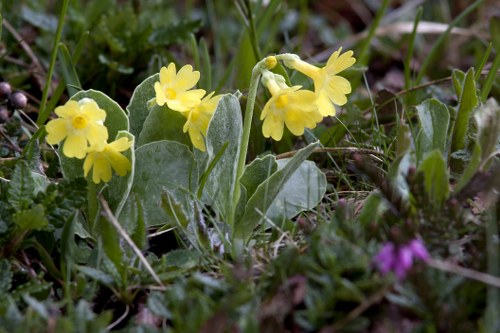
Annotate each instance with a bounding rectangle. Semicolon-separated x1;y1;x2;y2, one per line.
261;48;356;140
45;98;132;184
154;63;222;151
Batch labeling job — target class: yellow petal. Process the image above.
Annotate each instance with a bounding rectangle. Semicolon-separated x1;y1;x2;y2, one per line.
316;93;336;117
83;152;95;177
326;48;356;75
188;126;206;151
81;100;106;122
154;82;167;106
160;63;177;84
262;112;284;141
45;118;68;144
54;100;79;118
63;134;87;159
176;65;200;90
87;124;109;146
107;150;131;176
108;137;132;152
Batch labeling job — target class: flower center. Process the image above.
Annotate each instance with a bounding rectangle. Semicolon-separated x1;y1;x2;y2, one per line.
165;88;177;99
275;95;289;109
72;115;88;129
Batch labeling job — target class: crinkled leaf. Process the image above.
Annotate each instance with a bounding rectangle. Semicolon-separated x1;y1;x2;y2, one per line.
240;155;278;201
12;204;49;231
129;141;194;226
7;161;34;211
127;73;158;136
138;105;191;147
205;94;242;219
416;98;450;162
235;142;318;241
266;159;327;221
417;149;449;208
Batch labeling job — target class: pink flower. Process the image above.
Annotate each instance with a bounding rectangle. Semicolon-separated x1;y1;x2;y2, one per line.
373;238;430;279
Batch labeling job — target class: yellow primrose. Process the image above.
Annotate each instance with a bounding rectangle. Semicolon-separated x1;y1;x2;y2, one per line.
182;92;222;152
45;98;108;159
260;72;322;141
284;48;355;117
83;137;133;184
154;63;206;112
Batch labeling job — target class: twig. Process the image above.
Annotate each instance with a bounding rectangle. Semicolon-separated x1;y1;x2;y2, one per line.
275;147;384;160
427;258;500;288
99;197;165;287
107;305;130;330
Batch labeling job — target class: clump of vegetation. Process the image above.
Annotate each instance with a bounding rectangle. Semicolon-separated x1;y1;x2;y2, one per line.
1;0;500;332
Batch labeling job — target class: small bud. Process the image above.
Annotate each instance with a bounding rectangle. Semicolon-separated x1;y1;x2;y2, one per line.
265;56;277;69
0;106;10;123
0;82;12;99
9;91;28;110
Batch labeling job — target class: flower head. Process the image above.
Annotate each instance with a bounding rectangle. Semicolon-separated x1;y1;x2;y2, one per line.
373;238;430;279
284;48;355;117
83;137;133;184
182;92;222;152
260;71;323;141
45;98;108;159
154;63;206;112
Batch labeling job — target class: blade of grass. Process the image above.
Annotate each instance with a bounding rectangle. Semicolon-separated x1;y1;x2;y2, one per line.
480;51;500;102
200;38;212;92
36;0;70;126
475;42;492;82
58;43;81;97
403;7;423;92
415;0;485;84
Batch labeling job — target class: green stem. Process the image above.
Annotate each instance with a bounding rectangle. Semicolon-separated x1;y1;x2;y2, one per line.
231;59;267;225
36;0;70;126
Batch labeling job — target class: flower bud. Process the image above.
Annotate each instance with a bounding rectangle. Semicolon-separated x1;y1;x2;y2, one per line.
9;91;28;110
0;106;10;123
264;56;277;69
0;82;12;99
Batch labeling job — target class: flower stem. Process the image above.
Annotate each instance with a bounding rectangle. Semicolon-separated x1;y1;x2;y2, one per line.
36;0;70;126
231;59;267;225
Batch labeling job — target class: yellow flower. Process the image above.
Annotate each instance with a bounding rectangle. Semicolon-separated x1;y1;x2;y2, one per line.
154;63;206;112
285;48;355;117
45;98;108;159
260;72;322;141
182;92;222;152
83;137;133;184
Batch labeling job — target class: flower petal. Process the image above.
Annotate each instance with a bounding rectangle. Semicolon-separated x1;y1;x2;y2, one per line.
63;134;87;159
45;118;68;144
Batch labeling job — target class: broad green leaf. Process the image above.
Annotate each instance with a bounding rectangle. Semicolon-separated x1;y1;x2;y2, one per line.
129;141;194;226
417;150;449;208
105;131;135;217
0;259;12;294
119;192;147;249
450;68;479;154
71;90;128;139
204;94;242;219
7;161;34;211
266;159;327;221
456;99;500;191
234;142;318;241
127;73;159;136
12;204;49;231
138;105;191;147
97;216;123;275
240;155;277;201
416;98;450;162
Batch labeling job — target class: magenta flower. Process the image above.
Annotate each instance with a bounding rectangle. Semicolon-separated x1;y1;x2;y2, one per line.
373;238;430;279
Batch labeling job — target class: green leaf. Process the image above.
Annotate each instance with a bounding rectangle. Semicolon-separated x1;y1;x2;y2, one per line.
234;142;319;241
396;123;411;158
0;259;12;294
76;265;115;287
417;150;449;208
127;73;158;137
7;161;34;211
12;204;49;231
58;43;81;97
456;99;500;191
129;141;194;226
119;192;146;249
240;155;278;201
266;159;327;221
105;131;135;217
450;68;479;154
138;105;191;147
204;94;242;220
452;69;466;98
416;98;450;162
357;192;387;226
